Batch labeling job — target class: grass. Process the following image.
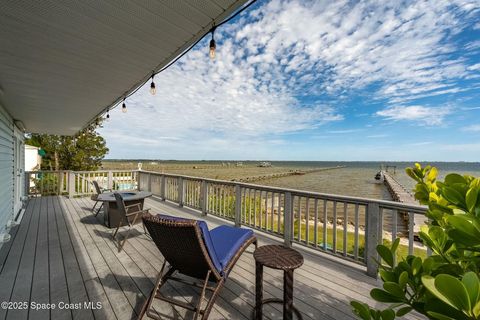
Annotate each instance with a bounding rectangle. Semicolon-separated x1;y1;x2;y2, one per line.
241;213;428;261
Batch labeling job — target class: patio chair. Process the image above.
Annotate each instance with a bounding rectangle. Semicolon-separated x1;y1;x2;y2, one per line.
112;192;150;252
91;180;111;216
140;214;257;320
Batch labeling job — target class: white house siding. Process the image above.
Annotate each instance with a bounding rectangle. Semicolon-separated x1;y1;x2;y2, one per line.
0;103;15;244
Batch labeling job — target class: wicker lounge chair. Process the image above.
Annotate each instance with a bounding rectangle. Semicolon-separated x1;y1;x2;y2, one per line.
112;192;150;252
140;214;257;320
91;180;111;216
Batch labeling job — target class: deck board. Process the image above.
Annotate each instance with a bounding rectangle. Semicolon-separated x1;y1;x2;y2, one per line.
0;196;424;320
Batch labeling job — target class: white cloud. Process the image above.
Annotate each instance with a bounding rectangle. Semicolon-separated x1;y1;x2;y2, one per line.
376;105;452;125
232;0;479;103
367;134;389;138
465;40;480;51
407;141;433;146
468;63;480;71
327;129;363;134
99;0;480;158
463;124;480;132
440;143;480;152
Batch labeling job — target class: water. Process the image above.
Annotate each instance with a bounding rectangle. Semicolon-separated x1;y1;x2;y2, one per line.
104;160;480;201
259;161;480;201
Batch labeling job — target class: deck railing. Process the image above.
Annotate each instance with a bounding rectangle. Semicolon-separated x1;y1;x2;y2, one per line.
137;170;428;277
25;169;427;276
25;170;137;198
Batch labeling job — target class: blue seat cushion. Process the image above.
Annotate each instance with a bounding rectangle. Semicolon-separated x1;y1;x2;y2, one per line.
209;225;254;272
155;214;223;273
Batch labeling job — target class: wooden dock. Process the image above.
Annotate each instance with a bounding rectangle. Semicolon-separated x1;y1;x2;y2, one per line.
237;166;347;183
381;171;425;235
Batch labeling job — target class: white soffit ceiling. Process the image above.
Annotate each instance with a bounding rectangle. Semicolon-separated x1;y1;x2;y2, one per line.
0;0;249;135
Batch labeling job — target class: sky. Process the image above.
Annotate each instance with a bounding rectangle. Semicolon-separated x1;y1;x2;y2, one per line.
99;0;480;161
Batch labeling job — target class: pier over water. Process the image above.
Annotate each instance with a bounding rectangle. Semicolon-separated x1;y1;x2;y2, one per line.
381;170;426;236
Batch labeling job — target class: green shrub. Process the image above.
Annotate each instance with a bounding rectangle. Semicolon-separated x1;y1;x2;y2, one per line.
351;164;480;320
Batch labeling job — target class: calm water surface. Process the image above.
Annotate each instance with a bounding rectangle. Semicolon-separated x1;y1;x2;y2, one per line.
105;160;480;201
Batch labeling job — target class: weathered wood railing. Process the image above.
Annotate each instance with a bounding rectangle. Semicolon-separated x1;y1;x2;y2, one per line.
25;169;427;276
137;170;428;277
25;170;138;198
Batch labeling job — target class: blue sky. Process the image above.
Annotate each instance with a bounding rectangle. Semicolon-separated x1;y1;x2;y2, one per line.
100;0;480;161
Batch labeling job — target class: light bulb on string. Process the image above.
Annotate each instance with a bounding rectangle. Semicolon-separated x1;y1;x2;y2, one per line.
209;27;216;60
150;72;156;95
106;110;110;121
122;98;127;113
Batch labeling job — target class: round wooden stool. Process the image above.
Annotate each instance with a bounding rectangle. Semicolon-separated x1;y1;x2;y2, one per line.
253;245;304;320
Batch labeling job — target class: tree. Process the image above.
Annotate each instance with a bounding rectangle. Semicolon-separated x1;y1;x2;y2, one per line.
351;164;480;320
26;127;108;171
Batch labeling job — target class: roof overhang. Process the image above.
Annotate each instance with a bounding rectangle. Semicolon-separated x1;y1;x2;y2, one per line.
0;0;249;135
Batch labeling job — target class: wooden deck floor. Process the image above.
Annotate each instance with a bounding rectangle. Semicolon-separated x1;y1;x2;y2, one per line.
0;196;418;320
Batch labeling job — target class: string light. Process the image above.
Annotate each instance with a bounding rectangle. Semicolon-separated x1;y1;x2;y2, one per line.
150;72;156;95
92;0;258;131
122;97;127;113
209;26;216;60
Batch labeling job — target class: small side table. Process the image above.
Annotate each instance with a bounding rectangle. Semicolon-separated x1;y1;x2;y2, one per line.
253;245;304;320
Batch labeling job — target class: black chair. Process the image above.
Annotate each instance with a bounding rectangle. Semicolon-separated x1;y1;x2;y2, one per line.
91;180;111;216
112;192;150;252
140;214;257;320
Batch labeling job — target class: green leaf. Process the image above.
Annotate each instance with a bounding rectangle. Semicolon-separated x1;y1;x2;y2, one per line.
377;245;394;268
379;270;396;283
395;306;412;317
406;167;420;182
411;257;422;276
445;173;467;186
351;301;372;320
442;186;465;207
427;311;460;320
462;272;480;308
383;282;405;299
370;289;403;303
473;300;480;318
423;276;456;309
446;215;480;246
466;187;479;213
390;238;400;254
398;271;408;289
380;309;395;320
435;274;471;312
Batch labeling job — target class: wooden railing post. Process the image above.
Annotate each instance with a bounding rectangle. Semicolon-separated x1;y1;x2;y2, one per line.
107;171;113;190
147;172;152;192
366;202;380;278
161;175;166;201
178;177;184;207
57;171;62;195
284;192;293;247
200;180;208;215
68;171;75;198
234;185;242;227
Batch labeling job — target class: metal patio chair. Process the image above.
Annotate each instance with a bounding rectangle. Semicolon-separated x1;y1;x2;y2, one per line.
140;214;257;320
112;192;150;252
91;180;111;216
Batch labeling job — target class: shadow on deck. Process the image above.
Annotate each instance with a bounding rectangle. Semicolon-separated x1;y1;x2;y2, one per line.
0;196;401;320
